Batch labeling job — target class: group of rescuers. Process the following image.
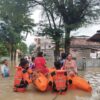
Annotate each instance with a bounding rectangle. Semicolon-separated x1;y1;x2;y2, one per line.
13;52;78;92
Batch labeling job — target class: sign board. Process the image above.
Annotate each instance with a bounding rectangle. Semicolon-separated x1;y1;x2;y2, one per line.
90;53;97;59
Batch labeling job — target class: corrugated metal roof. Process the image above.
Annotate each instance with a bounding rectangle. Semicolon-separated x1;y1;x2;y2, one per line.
88;31;100;42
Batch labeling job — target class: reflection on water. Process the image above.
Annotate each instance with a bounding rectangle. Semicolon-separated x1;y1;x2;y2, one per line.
0;68;100;100
76;68;100;100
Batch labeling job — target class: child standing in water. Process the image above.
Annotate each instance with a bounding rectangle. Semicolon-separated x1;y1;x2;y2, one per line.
0;59;10;77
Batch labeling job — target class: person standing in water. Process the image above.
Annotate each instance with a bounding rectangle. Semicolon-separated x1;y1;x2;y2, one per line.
62;54;78;76
0;59;10;77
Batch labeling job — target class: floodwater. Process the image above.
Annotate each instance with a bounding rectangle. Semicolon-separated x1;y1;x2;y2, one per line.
0;68;100;100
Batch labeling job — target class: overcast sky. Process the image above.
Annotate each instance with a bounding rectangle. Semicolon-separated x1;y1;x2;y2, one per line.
25;9;100;46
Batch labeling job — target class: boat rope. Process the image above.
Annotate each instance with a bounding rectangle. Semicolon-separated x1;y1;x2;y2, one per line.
52;90;62;100
52;94;59;100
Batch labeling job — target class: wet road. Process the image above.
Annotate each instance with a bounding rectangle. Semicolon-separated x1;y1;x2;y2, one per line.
0;68;100;100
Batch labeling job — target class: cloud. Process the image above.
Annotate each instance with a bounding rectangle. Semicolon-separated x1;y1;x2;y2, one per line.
25;9;100;46
71;24;100;36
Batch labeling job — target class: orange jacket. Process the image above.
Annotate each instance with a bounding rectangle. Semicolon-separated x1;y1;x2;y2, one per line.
14;67;32;87
51;70;68;92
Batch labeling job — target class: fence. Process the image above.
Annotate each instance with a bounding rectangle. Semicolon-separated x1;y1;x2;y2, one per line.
0;56;10;63
76;58;100;70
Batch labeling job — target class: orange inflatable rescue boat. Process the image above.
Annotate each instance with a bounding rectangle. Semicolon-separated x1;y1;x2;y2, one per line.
48;68;92;92
68;75;92;92
32;72;48;92
48;67;56;73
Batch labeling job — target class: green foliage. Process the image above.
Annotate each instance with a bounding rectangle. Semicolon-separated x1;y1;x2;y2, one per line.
29;44;36;54
32;0;64;59
52;0;100;52
17;42;28;54
0;21;22;53
53;0;100;30
0;22;21;43
41;27;63;43
0;0;35;55
25;0;100;53
36;0;100;53
0;0;34;31
0;42;9;56
32;0;100;34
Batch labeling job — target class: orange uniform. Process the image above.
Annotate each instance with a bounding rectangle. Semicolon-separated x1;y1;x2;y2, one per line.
14;66;32;92
49;70;68;93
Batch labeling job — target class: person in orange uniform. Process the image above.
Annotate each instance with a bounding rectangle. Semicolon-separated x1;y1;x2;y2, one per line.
14;59;32;92
48;61;68;93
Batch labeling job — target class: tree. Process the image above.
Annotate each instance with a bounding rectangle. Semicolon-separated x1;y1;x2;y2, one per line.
31;0;64;60
32;0;100;53
0;0;35;62
39;26;63;61
0;42;9;56
17;42;28;55
50;0;100;53
29;44;36;54
0;21;21;59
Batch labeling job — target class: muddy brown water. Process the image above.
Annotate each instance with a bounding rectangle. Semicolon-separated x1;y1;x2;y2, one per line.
0;68;100;100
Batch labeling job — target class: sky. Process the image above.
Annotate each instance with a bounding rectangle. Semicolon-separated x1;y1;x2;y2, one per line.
25;9;100;46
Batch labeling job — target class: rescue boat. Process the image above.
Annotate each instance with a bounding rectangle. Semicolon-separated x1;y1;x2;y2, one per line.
68;75;92;92
48;67;56;73
32;72;48;92
48;68;92;92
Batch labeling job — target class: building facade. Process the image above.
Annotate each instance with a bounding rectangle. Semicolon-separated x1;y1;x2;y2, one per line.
70;36;100;59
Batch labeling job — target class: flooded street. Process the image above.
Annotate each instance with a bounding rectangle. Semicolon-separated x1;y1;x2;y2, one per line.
0;68;100;100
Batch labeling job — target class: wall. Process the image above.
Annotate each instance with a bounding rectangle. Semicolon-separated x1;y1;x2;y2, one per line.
70;36;100;59
42;49;54;67
76;58;100;70
0;56;10;62
70;48;91;59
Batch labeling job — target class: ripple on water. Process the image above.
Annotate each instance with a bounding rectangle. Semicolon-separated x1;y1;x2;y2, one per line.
0;68;100;100
76;70;100;100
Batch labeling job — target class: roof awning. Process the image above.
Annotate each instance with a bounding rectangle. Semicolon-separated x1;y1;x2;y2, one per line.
88;31;100;42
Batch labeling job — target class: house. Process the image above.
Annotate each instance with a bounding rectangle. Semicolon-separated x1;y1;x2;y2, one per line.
34;36;55;51
70;35;100;59
88;30;100;58
88;30;100;42
33;31;100;60
33;36;55;66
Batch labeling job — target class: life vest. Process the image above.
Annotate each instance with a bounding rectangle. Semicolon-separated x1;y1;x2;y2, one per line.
48;67;56;86
51;70;68;93
14;67;32;92
48;67;56;73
